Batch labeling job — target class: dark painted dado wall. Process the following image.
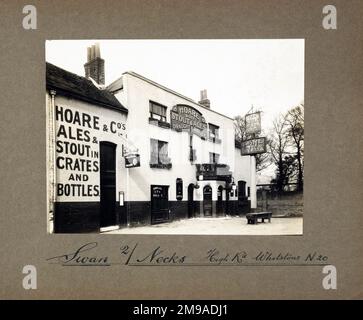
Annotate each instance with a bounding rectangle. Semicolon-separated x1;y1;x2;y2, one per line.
228;200;251;216
126;201;151;227
169;201;189;221
53;199;251;233
54;202;100;233
54;201;127;233
127;201;188;227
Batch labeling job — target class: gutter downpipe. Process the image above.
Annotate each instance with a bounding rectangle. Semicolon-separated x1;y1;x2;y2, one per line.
49;90;57;233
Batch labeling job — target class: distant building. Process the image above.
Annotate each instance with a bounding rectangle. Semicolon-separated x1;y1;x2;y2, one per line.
46;45;254;233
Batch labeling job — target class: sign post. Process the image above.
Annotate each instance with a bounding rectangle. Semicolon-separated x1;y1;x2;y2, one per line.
250;155;257;209
243;111;265;211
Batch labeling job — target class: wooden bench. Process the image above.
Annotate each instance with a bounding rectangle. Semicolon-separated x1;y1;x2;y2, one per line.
246;212;272;224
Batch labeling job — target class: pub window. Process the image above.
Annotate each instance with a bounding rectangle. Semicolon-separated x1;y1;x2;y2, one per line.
209;152;220;164
238;180;247;201
208;123;219;139
149;101;167;122
150;139;171;167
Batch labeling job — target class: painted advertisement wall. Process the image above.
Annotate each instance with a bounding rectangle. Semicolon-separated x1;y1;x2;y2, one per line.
46;92;127;232
53;95;127;202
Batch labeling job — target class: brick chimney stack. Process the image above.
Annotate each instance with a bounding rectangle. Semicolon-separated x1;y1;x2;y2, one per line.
84;43;105;85
199;89;210;108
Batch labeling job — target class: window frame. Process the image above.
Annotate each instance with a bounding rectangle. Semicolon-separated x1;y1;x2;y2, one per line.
209;152;220;164
208;123;219;139
150;138;172;169
149;101;167;122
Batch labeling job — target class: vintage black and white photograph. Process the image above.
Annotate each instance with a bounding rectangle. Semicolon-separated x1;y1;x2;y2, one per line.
46;39;304;235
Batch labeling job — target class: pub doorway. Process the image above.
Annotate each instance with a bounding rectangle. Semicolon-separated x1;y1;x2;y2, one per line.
99;141;117;228
188;183;195;218
225;188;230;215
151;185;169;224
217;185;224;215
203;185;213;217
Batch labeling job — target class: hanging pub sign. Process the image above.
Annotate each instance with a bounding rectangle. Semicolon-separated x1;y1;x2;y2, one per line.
170;104;208;139
241;137;267;155
125;153;140;168
245;112;261;134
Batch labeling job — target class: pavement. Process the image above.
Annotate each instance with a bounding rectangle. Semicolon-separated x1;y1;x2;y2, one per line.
104;216;303;235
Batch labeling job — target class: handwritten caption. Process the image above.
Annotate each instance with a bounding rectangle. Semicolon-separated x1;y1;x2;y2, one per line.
46;242;329;267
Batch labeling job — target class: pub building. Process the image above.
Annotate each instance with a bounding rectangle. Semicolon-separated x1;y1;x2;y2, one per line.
46;44;255;233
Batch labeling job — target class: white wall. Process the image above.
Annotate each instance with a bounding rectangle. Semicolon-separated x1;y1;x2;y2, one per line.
113;73;246;202
47;93;128;203
234;149;252;199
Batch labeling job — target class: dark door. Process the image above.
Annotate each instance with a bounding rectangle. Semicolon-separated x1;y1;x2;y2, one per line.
217;185;224;215
100;142;117;228
203;185;213;216
151;185;169;224
188;184;195;218
225;188;230;215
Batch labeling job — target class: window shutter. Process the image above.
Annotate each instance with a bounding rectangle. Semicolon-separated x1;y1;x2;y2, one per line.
159;141;168;164
150;139;158;164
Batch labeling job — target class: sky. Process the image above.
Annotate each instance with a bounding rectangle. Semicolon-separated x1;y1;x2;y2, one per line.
46;39;304;181
46;39;304;130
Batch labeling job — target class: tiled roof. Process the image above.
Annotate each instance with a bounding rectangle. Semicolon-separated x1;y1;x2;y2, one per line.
46;62;127;113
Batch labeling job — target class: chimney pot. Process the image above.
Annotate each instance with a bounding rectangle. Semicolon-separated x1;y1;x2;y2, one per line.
199;89;210;108
95;43;100;58
87;47;91;62
200;89;207;100
84;43;105;85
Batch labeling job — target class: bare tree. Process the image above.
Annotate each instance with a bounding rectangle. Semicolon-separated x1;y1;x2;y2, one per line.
269;114;291;192
234;114;271;172
285;103;304;191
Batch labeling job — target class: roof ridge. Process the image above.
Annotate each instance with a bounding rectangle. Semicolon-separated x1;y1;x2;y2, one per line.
121;70;234;121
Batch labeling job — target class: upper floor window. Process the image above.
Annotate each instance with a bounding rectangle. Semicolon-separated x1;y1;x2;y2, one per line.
209;152;220;164
209;123;219;139
150;139;172;169
150;101;167;122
